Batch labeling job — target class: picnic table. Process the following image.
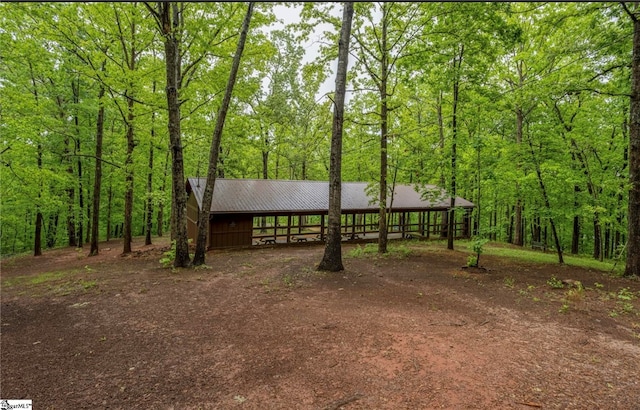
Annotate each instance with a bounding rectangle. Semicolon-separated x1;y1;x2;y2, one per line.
292;234;315;242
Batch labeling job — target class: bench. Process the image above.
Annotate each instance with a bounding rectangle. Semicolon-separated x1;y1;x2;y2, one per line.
259;237;277;245
292;234;315;243
531;241;547;252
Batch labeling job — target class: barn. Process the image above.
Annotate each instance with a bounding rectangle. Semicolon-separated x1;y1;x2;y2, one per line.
185;178;475;249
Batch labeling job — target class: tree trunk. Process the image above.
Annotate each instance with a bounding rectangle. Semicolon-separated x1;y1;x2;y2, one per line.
145;96;156;246
377;4;390;254
89;81;106;256
513;108;524;247
122;96;135;254
34;211;43;257
593;214;602;261
76;138;84;248
46;213;59;248
34;144;43;256
625;3;640;277
158;1;191;267
437;91;448;238
527;135;564;264
447;44;464;251
193;2;253;266
65;136;76;247
571;186;580;254
318;2;353;272
71;79;85;248
85;177;91;245
157;149;170;237
106;176;113;241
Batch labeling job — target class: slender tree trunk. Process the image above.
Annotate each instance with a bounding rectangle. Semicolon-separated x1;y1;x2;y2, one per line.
447;44;464;250
571;186;580;254
262;149;269;179
378;22;389;254
34;211;43;257
437;91;448;238
318;1;353;271
527;135;564;264
625;3;640;276
193;2;253;266
34;144;43;257
157;149;170;237
85;174;91;245
122;95;135;254
29;62;44;256
145;93;156;246
260;129;269;232
593;214;602;261
89;81;105;256
65;137;76;247
76;138;84;248
514;109;524;247
46;213;59;248
71;79;85;248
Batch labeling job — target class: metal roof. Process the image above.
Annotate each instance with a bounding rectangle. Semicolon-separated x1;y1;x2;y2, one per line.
186;178;475;215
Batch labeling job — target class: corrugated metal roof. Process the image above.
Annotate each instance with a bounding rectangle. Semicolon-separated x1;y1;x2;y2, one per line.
186;178;475;214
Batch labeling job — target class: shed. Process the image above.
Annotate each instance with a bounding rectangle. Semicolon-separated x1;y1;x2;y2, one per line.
185;178;475;249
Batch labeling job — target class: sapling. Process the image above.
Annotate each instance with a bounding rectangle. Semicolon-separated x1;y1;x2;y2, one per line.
467;237;489;267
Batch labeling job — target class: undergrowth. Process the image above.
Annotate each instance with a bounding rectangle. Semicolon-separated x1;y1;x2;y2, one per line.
347;243;412;259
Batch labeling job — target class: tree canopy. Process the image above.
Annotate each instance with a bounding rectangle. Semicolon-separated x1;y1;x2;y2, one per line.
0;2;637;275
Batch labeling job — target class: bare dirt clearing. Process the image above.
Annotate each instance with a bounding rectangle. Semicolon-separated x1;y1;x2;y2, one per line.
2;238;640;409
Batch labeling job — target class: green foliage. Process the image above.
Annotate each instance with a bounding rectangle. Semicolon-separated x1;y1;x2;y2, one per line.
2;269;81;287
503;276;515;288
0;2;634;274
617;288;636;302
159;240;177;268
467;237;489;267
347;243;412;259
547;276;565;289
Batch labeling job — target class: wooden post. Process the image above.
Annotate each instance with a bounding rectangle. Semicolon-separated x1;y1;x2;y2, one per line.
320;214;325;241
351;213;356;237
426;211;431;239
274;216;278;242
287;214;292;243
363;213;367;236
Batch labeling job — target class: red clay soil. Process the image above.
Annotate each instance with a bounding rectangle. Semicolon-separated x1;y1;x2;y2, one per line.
1;237;640;409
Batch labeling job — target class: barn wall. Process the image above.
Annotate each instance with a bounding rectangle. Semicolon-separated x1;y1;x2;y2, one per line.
209;214;253;249
186;193;199;243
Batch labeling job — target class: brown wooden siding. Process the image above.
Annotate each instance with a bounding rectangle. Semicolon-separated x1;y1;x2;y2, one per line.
186;194;199;243
209;215;253;249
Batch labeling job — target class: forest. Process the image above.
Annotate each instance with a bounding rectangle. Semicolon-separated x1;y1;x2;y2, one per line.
0;2;638;276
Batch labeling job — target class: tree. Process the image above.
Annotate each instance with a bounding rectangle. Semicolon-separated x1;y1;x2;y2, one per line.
145;2;192;267
351;2;425;254
318;2;354;272
192;2;254;266
89;63;106;256
622;2;640;277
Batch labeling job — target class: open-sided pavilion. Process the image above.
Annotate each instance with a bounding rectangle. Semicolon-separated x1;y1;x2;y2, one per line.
186;178;475;249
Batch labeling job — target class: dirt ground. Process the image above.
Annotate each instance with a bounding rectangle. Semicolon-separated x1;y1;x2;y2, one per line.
1;237;640;409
